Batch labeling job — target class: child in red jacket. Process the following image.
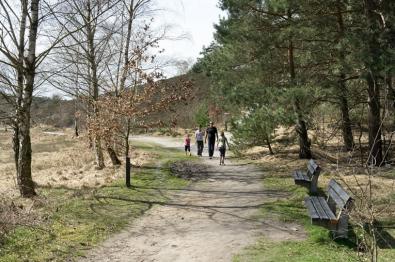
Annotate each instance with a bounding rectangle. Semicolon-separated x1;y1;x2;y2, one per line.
184;134;191;156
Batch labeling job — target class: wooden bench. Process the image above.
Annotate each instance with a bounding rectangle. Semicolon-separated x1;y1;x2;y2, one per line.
293;159;321;194
305;179;353;238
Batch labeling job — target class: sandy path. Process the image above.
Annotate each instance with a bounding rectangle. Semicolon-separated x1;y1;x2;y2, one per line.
80;136;304;262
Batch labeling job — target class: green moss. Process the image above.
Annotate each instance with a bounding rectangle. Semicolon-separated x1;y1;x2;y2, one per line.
0;143;189;262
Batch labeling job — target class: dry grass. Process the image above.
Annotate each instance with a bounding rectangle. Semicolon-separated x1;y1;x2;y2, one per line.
0;127;155;199
0;199;42;240
242;134;395;223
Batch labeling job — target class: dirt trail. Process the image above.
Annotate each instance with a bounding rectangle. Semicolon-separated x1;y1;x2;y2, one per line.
80;136;305;262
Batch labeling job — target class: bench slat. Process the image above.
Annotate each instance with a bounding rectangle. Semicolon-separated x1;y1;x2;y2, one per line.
328;187;347;207
329;179;350;200
318;196;337;220
293;171;309;181
292;160;320;193
307;159;319;178
295;171;302;179
307;165;315;178
305;197;320;219
310;196;333;220
328;179;351;208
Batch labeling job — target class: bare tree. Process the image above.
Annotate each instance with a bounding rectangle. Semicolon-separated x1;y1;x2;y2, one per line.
50;0;164;168
49;0;123;169
0;0;108;197
0;0;58;197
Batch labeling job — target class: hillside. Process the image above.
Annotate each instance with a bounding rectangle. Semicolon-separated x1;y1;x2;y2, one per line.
0;72;211;130
0;96;76;129
156;72;212;128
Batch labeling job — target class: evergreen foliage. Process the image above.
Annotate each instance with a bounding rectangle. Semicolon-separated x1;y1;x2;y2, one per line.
194;103;210;128
197;0;395;164
231;106;289;155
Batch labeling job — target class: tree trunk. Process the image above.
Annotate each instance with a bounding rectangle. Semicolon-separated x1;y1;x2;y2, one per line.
12;124;20;173
86;0;105;169
125;156;131;188
119;0;135;92
106;141;120;166
15;0;40;197
107;146;121;166
335;2;354;151
88;133;93;149
94;136;105;169
17;110;36;197
364;0;383;166
367;74;383;166
386;73;395;108
287;31;312;159
74;118;79;137
125;120;131;187
12;0;27;182
295;102;312;159
338;80;354;151
266;138;274;155
124;119;131;158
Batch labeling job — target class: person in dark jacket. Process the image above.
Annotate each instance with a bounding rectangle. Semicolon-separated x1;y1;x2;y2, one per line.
205;121;218;159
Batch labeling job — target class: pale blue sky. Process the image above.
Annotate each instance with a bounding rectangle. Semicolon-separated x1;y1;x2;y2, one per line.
156;0;225;74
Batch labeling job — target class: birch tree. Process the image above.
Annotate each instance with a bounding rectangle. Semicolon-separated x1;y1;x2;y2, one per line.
0;0;77;197
51;0;158;168
50;0;122;169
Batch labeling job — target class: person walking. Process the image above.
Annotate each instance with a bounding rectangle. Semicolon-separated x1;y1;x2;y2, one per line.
184;134;191;156
205;121;218;159
217;131;230;165
195;125;205;156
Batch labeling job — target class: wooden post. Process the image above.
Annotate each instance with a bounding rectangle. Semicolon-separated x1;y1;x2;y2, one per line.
126;156;131;188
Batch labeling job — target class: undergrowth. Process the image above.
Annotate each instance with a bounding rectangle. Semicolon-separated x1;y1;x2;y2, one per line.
0;143;189;262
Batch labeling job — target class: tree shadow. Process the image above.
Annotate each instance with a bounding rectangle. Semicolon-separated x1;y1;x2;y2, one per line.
376;229;395;249
374;221;395;249
330;224;358;249
91;193;303;238
131;185;288;196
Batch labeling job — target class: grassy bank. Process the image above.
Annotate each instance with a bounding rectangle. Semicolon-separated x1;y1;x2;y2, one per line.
0;142;189;262
233;168;395;262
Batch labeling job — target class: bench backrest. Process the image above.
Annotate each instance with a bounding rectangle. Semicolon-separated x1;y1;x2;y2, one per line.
306;159;320;179
327;179;353;217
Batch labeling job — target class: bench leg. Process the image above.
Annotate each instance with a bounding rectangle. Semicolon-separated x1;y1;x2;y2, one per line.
334;213;349;239
310;181;317;194
310;176;319;194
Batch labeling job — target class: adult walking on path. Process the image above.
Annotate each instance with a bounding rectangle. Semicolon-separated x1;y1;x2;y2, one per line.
205;121;219;159
80;136;305;262
195;125;205;156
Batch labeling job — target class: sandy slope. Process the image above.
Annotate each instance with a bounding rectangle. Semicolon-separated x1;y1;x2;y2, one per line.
80;136;305;262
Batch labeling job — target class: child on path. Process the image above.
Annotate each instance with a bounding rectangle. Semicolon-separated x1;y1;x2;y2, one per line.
195;125;205;156
217;131;230;165
184;134;192;156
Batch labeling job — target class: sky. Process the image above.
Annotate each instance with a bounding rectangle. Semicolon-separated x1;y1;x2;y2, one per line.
155;0;225;75
39;0;225;96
